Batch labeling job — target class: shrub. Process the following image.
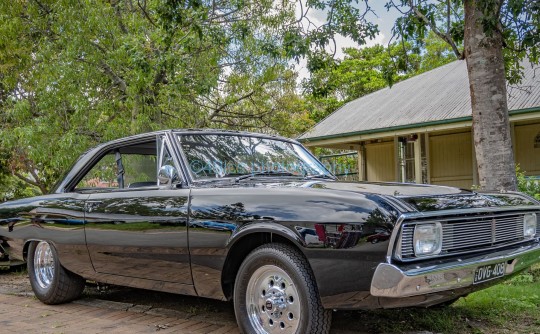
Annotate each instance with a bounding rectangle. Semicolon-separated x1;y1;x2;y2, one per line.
516;165;540;201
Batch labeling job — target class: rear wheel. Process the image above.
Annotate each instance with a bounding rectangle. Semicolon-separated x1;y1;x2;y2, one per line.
234;243;331;334
28;241;85;304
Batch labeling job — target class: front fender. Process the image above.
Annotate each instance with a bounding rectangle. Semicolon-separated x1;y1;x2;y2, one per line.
226;221;305;249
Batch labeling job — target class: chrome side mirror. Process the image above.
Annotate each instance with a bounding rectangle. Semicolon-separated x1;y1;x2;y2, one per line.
158;165;180;188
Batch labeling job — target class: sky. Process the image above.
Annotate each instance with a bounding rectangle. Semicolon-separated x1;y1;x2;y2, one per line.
295;1;402;81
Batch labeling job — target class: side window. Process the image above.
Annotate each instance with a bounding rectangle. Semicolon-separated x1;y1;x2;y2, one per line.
77;154;118;189
76;145;158;191
123;154;157;187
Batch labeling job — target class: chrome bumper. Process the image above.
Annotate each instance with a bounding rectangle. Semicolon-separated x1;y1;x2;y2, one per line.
370;242;540;298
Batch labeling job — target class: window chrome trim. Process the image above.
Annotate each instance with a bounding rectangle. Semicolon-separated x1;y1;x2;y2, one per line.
157;133;186;187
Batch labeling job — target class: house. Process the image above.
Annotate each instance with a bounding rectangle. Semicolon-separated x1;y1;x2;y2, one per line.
299;60;540;189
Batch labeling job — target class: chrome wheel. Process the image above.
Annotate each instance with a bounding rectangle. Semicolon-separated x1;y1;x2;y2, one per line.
34;241;55;289
246;265;301;334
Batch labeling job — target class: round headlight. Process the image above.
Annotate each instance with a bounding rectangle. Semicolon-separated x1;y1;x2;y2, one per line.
413;222;443;256
523;213;537;238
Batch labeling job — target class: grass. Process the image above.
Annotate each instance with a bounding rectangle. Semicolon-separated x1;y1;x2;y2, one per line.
10;265;28;276
333;264;540;333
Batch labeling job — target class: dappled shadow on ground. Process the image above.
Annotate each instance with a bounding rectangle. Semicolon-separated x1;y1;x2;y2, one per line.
83;282;237;324
2;267;540;333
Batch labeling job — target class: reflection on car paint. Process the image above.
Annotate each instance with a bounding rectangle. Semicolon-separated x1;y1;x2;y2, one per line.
0;129;539;314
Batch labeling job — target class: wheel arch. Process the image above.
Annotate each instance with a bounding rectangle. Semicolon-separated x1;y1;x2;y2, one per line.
221;226;308;301
23;239;42;261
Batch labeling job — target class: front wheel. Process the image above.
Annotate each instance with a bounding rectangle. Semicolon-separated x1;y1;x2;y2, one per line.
234;243;331;334
28;241;85;304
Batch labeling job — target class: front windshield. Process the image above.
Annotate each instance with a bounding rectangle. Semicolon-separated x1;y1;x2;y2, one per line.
177;134;333;180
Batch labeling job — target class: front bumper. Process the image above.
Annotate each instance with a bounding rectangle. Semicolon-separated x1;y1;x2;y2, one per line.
370;241;540;298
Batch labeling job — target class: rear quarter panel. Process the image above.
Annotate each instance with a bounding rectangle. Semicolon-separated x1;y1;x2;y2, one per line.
0;194;93;276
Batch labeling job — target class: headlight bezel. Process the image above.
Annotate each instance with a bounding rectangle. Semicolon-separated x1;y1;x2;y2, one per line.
413;222;443;257
523;213;537;238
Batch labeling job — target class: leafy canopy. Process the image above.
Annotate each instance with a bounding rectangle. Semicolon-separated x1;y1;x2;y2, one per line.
0;0;378;197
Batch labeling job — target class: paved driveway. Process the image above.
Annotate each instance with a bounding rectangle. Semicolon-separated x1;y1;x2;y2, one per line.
0;270;369;334
0;294;239;334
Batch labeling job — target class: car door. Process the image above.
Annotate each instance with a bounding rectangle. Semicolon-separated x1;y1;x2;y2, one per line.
81;134;193;285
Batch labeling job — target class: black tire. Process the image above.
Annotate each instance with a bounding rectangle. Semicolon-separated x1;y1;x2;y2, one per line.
234;243;332;334
28;241;85;304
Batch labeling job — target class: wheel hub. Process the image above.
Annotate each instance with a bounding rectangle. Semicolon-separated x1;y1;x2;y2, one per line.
34;241;55;289
246;265;301;333
264;288;288;319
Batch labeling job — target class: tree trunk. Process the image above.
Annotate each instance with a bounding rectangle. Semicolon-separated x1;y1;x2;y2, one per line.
464;0;517;191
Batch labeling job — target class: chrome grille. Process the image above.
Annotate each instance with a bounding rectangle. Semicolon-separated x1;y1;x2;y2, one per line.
400;214;534;260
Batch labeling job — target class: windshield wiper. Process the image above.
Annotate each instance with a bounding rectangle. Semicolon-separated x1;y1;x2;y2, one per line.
234;171;297;182
304;173;336;180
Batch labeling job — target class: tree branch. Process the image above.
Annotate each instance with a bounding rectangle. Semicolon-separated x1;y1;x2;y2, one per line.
13;172;47;194
206;90;257;121
407;0;464;59
99;61;127;96
137;0;157;28
113;0;129;34
446;0;451;33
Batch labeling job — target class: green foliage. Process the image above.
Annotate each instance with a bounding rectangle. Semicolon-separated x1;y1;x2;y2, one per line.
0;0;387;199
462;279;540;314
516;165;540;200
303;32;456;122
1;0;536;198
319;152;358;180
386;0;540;83
0;0;339;198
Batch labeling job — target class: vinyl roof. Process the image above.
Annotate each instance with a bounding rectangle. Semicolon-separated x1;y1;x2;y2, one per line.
299;60;540;141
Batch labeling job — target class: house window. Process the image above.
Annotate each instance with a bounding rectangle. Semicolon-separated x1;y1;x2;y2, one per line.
535;132;540;148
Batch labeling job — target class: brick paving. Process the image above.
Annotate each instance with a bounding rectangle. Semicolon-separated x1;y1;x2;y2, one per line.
0;294;240;334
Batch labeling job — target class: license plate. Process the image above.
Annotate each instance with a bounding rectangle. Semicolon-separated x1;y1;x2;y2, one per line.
473;262;506;284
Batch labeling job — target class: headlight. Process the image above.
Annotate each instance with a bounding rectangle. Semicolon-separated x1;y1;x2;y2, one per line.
523;213;537;238
413;222;442;256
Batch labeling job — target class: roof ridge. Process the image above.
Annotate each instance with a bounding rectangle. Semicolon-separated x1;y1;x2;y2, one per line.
300;60;540;141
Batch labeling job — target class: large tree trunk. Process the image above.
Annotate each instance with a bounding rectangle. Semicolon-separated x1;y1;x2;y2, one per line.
464;0;517;191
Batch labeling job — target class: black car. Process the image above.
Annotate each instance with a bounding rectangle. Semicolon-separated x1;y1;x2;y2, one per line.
1;129;539;334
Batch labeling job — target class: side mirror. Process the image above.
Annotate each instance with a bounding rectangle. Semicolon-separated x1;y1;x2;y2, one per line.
158;165;180;188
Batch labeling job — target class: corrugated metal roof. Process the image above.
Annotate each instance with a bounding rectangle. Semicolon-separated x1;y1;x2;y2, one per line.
299;60;540;140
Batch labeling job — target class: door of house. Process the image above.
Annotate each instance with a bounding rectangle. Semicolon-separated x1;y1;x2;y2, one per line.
398;137;416;183
397;134;427;184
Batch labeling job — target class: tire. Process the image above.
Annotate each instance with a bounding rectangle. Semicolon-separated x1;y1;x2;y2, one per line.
28;241;85;304
234;243;332;334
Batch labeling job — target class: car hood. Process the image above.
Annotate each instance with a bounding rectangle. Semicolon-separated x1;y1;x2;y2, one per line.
202;178;467;196
309;181;538;212
306;180;466;196
199;179;538;212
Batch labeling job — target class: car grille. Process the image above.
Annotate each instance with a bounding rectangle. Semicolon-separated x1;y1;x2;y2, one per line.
400;213;537;260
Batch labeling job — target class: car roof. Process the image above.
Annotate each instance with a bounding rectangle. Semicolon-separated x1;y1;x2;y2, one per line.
94;129;300;147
